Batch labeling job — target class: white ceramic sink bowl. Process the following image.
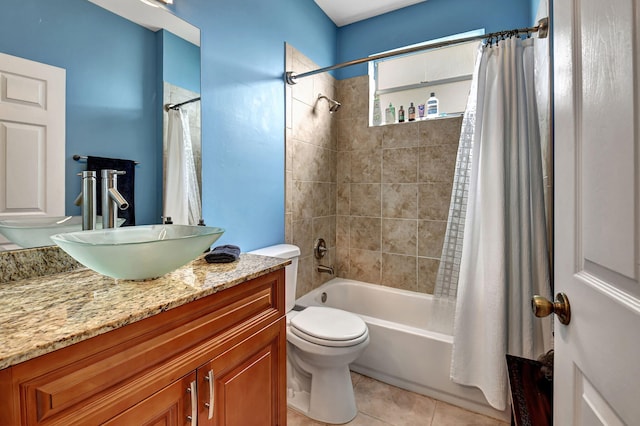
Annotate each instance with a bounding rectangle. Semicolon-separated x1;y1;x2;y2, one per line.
51;224;225;280
0;216;124;248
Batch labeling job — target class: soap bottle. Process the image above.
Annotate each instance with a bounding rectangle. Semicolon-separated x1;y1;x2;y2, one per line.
372;94;382;126
426;92;439;118
385;103;396;124
398;105;405;123
418;104;425;119
408;102;416;121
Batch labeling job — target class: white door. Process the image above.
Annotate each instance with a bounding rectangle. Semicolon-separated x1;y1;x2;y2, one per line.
553;0;640;424
0;52;66;223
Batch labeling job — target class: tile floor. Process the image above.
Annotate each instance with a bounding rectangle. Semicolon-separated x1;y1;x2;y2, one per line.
287;372;510;426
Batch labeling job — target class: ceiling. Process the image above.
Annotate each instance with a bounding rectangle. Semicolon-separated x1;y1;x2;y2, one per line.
90;0;200;45
314;0;427;27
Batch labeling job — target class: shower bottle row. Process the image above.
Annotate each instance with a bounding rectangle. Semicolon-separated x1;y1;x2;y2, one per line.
375;92;439;125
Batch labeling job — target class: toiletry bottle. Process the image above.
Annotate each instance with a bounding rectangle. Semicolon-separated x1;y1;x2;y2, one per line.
398;105;405;123
408;102;416;121
373;94;382;126
385;103;396;124
418;104;425;119
427;92;439;118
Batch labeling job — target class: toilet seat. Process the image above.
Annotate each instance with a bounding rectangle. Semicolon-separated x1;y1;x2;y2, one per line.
289;307;368;347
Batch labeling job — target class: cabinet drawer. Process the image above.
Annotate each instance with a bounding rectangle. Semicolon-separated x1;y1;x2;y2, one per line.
12;270;284;425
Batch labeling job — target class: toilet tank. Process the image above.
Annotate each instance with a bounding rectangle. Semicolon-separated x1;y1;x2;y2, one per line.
248;244;300;312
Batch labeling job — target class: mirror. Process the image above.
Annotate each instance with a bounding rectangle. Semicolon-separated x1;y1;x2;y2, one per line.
0;0;201;250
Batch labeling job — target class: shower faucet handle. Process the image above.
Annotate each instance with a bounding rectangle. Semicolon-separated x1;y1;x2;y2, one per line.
314;238;328;259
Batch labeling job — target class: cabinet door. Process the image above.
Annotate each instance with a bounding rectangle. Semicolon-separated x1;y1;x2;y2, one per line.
104;372;197;426
197;319;286;426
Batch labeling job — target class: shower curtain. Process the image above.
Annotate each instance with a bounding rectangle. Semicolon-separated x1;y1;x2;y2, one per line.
448;37;552;411
164;108;201;225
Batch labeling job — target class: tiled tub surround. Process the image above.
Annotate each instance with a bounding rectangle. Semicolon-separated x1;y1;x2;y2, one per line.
0;253;288;369
285;47;462;296
285;44;338;297
335;76;462;293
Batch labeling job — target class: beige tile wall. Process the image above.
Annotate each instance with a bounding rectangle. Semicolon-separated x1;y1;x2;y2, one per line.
334;76;463;294
286;46;463;296
285;45;338;297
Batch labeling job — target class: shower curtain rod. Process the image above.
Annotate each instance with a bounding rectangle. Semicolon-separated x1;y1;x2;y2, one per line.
165;96;201;111
285;17;548;85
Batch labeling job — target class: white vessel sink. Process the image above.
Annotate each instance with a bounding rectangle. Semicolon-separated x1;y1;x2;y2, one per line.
0;216;124;248
51;224;225;280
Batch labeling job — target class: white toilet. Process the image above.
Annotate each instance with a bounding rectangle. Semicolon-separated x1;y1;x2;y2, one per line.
249;244;369;424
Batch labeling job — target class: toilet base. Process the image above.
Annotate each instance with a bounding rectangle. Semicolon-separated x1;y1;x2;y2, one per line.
287;364;357;424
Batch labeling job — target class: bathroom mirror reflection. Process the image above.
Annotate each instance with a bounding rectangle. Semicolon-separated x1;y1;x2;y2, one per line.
0;0;201;250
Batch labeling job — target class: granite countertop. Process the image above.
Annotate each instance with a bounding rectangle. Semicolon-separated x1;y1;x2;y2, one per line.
0;253;288;370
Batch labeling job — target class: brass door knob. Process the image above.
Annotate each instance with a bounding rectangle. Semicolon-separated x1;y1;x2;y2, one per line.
532;293;571;325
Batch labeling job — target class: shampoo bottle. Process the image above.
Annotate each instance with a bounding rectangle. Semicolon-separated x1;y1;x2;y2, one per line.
372;94;382;126
408;102;416;121
426;92;439;118
385;103;396;124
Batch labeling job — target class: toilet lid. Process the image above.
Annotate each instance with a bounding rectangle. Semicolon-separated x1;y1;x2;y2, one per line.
290;307;367;346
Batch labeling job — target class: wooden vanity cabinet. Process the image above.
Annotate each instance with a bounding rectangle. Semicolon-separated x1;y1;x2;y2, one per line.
0;269;287;426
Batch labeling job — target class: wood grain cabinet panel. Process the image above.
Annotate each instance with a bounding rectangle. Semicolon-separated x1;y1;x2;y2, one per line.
197;318;286;426
0;269;286;426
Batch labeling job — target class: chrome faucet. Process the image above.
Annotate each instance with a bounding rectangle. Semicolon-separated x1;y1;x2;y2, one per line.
76;171;97;230
317;264;334;275
101;169;129;229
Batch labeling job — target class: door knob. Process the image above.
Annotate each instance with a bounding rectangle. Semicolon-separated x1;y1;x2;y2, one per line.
532;293;571;325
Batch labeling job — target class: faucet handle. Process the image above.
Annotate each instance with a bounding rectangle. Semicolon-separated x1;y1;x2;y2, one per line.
101;169;126;178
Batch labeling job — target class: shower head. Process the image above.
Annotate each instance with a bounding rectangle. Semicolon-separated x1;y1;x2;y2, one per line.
317;94;342;113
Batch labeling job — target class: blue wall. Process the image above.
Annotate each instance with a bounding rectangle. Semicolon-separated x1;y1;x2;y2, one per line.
336;0;532;79
530;0;542;24
0;0;161;225
161;30;201;93
170;0;337;251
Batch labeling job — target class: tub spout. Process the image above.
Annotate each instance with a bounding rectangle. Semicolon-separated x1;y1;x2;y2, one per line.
317;264;334;275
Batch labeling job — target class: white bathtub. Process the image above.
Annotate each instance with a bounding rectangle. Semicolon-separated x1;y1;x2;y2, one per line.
295;278;509;422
